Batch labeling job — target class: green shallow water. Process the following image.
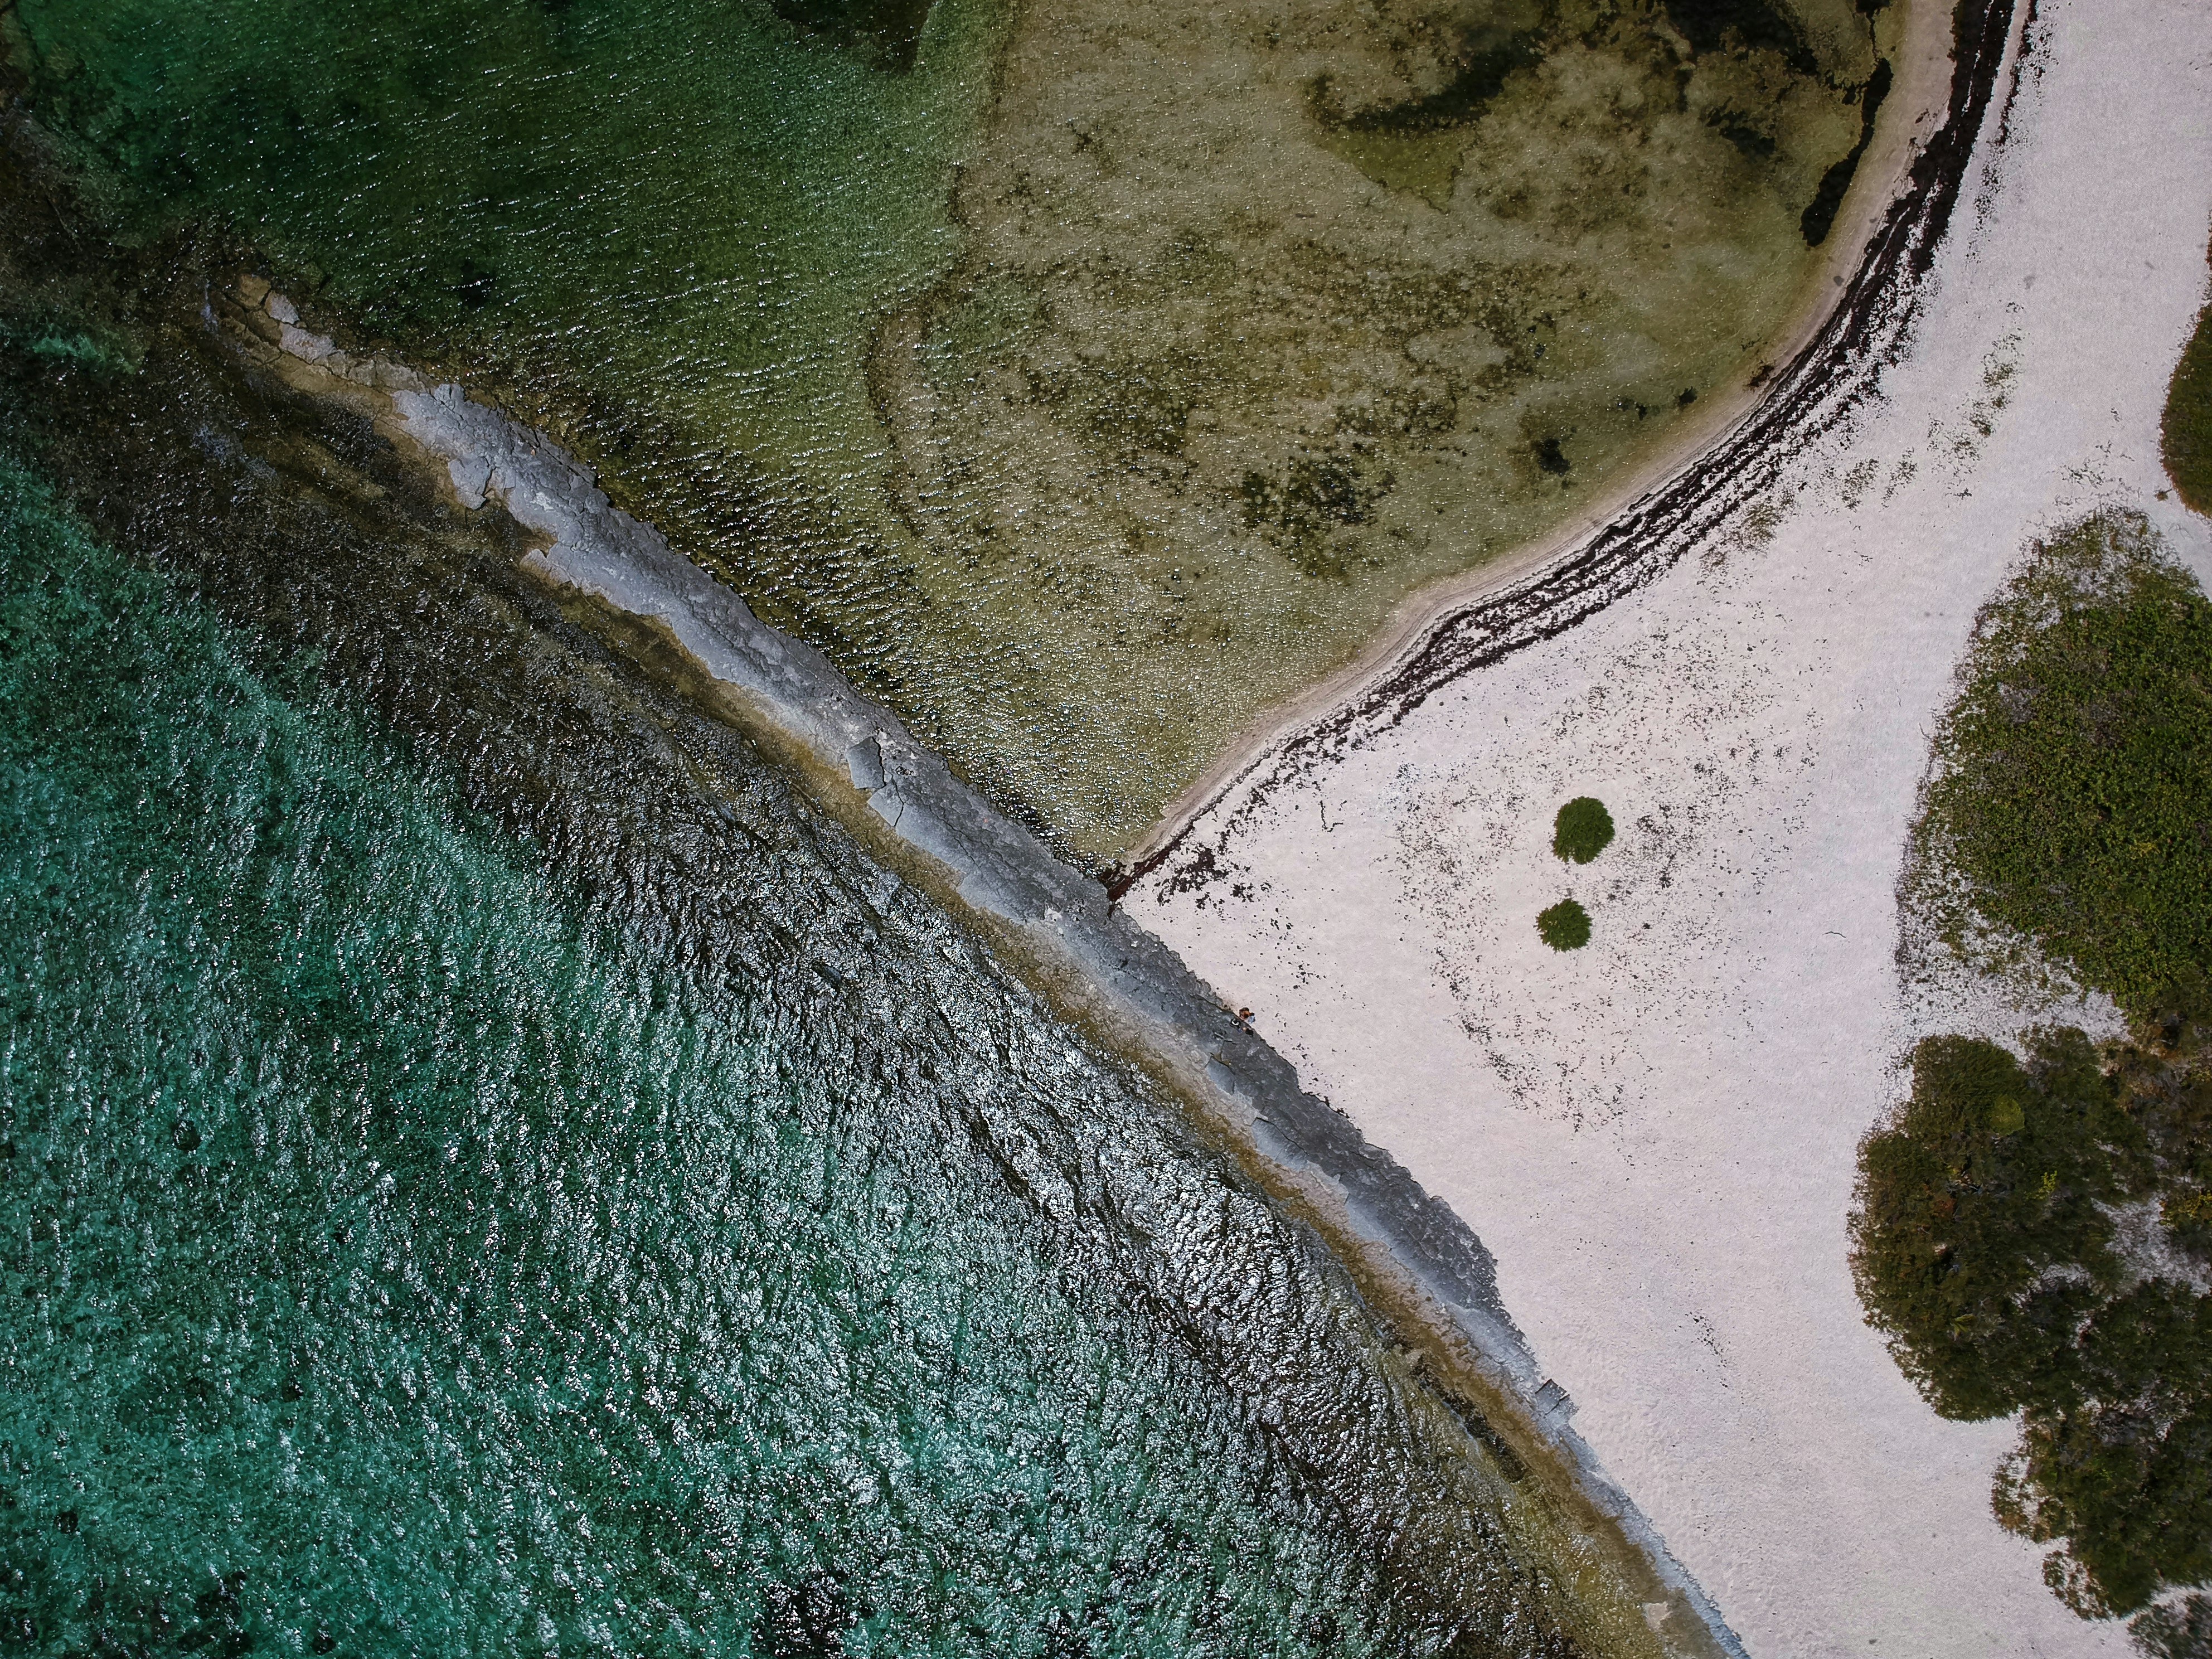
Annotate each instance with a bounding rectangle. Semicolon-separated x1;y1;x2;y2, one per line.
4;0;1896;859
0;435;1599;1655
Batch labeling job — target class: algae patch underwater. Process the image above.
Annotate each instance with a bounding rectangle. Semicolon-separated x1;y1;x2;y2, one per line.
7;0;1896;861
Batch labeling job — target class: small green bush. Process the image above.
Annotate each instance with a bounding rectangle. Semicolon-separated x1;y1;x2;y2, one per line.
1551;797;1614;864
2164;249;2212;512
1536;897;1590;950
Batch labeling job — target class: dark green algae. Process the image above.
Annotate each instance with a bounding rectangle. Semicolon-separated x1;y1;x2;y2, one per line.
0;149;1622;1659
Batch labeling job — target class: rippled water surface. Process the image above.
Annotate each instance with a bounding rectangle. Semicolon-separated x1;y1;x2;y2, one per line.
4;0;1902;857
0;13;1716;1645
0;391;1608;1654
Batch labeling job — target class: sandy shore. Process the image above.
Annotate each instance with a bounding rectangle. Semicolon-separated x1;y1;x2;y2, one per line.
1133;2;2212;1653
1120;0;1965;876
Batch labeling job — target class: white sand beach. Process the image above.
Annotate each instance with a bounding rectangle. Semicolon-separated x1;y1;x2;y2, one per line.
1134;4;2212;1655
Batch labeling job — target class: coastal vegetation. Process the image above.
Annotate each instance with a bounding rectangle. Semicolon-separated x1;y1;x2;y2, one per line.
1;0;1909;860
1909;512;2212;1015
2164;236;2212;512
1853;1020;2212;1617
1538;898;1592;951
1855;513;2212;1632
2136;1595;2212;1659
1553;797;1616;865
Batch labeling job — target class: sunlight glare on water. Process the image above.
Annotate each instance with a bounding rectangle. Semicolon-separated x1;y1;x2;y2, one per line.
0;448;1589;1658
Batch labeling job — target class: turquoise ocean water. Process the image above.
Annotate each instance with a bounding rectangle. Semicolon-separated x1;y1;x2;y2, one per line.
0;439;1577;1656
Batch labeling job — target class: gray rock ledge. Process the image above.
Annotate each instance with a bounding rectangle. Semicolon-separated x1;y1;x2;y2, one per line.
256;288;1742;1658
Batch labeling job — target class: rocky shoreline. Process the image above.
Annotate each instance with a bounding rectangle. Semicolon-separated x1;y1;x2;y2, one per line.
227;281;1736;1657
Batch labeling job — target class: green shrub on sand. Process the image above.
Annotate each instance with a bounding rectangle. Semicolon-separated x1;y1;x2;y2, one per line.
1536;898;1590;952
1551;797;1614;865
2134;1593;2212;1659
1851;1012;2212;1619
1915;512;2212;1023
1858;515;2212;1623
2164;242;2212;512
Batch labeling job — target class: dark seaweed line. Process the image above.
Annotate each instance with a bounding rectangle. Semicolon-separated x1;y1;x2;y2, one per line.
1123;0;2027;899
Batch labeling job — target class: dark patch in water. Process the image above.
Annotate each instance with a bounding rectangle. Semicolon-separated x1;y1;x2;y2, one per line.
1237;452;1394;580
770;0;937;71
1707;112;1778;161
1802;56;1894;247
1662;0;1817;74
756;1572;858;1658
450;254;498;311
1329;30;1542;136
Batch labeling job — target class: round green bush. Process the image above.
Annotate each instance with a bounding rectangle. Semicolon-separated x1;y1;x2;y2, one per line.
1552;797;1614;864
1536;897;1590;951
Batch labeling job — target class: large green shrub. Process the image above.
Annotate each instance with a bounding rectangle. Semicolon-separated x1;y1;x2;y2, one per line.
1852;1030;2138;1419
1862;515;2212;1620
1915;513;2212;1022
2165;245;2212;513
1854;1020;2212;1617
